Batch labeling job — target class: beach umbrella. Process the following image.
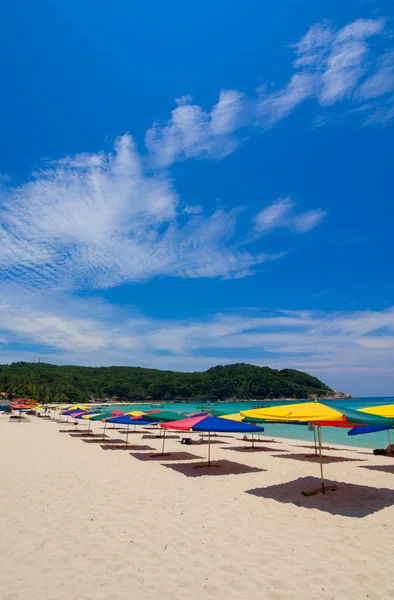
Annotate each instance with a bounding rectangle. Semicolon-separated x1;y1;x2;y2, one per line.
241;402;343;423
81;411;117;439
60;408;88;425
143;410;190;452
74;410;101;433
124;410;146;417
105;415;157;447
161;415;264;467
359;404;394;419
348;424;394;436
144;410;185;422
241;402;349;495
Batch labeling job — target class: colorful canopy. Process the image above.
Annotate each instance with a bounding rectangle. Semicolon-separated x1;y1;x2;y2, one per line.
124;410;145;417
219;412;244;422
161;414;264;433
348;424;394;436
82;411;115;421
359;404;394;418
105;415;156;426
331;405;394;426
61;408;87;416
144;410;186;422
240;402;343;423
74;410;99;419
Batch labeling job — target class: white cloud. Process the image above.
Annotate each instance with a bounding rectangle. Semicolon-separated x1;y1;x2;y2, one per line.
257;17;392;127
145;90;246;167
0;291;394;395
1;135;303;292
292;209;327;233
357;50;394;100
253;197;326;234
142;17;394;169
182;205;203;215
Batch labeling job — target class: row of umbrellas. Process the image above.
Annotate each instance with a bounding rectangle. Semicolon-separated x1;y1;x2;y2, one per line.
57;400;394;494
59;406;264;465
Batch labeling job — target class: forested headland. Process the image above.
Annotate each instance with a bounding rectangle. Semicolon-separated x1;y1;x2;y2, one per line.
0;362;347;403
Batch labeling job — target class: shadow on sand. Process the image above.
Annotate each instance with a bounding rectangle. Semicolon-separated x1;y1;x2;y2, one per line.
361;464;394;475
100;444;156;451
221;445;287;453
246;476;394;517
130;451;203;461
163;459;266;477
80;437;124;444
272;453;364;464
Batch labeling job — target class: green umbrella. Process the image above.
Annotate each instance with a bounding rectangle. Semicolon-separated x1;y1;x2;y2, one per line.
83;411;114;439
144;410;186;422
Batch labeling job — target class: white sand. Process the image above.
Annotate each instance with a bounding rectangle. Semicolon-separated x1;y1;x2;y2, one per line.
1;414;394;600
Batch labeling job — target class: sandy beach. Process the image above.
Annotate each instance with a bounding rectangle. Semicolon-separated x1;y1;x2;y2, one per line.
1;415;394;600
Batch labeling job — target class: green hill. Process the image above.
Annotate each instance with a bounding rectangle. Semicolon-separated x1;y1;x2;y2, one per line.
0;361;345;403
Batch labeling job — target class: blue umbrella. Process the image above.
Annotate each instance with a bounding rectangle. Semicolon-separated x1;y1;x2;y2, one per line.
105;415;157;447
162;415;264;466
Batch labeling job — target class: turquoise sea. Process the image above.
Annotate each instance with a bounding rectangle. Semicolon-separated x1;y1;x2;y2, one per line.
106;397;394;449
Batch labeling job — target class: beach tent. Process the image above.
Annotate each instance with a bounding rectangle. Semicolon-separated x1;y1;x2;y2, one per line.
105;415;158;447
161;415;264;467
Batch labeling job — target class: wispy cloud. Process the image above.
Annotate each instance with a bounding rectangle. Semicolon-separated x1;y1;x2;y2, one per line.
258;17;390;125
253;197;326;234
144;16;394;169
0;135;323;293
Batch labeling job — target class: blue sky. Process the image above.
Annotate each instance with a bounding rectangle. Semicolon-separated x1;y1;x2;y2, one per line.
0;0;394;396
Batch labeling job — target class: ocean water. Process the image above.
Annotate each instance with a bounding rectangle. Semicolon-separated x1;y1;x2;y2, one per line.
105;397;394;449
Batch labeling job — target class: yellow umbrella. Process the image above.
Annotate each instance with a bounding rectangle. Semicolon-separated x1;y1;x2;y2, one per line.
241;401;343;422
241;402;342;495
81;412;102;420
220;413;244;422
360;404;394;418
360;404;394;443
124;410;145;417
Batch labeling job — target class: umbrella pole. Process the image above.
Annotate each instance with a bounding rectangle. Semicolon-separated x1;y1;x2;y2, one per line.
161;429;166;455
388;430;391;446
252;433;255;449
87;420;91;434
302;425;337;496
125;424;129;448
313;425;318;456
208;431;211;467
102;420;107;441
318;425;325;493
